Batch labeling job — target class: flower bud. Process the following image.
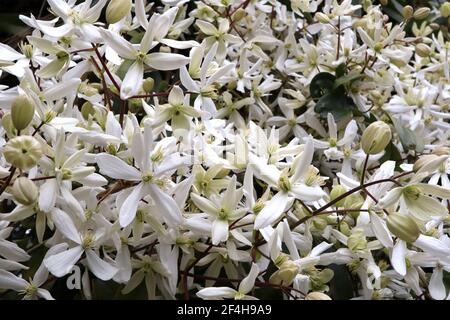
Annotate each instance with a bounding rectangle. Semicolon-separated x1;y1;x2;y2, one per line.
106;0;132;24
81;101;95;120
330;185;347;207
312;217;328;230
415;43;431;57
159;46;171;53
413;7;431;20
269;261;299;286
11;94;35;131
402;5;414;19
339;221;351;236
2;136;43;170
347;230;367;251
315;12;330;23
1;112;17;136
379;0;388;6
306;292;332;300
232;8;246;22
12;177;38;206
387;212;420;243
361;121;392;154
432;147;450;156
441;3;450;18
413;154;438;172
142;78;155;93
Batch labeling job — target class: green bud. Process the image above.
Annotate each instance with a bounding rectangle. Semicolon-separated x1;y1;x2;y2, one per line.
413;154;438;172
361;121;392;154
12;177;38;206
313;217;328;230
347;230;367;251
413;7;431;20
315;12;330;23
232;8;246;22
305;292;332;300
11;94;35;131
386;212;420;243
402;5;414;19
269;261;299;286
2;136;43;170
344;193;364;214
379;0;388;6
441;3;450;18
330;185;347;207
2;112;17;137
106;0;132;24
318;269;334;283
415;43;431;57
142;78;155;93
339;221;351;236
81;101;95;120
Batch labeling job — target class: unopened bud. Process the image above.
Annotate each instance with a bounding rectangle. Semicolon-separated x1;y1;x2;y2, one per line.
1;113;17;136
415;43;431;57
81;101;95;120
305;292;332;300
347;230;367;251
361;121;392;154
11;94;35;131
143;78;155;93
159;46;171;53
330;185;347;207
402;5;414;19
315;12;330;23
432;147;450;156
2;136;43;170
232;8;246;22
106;0;132;24
413;7;431;20
430;23;441;31
12;177;38;206
387;212;420;243
441;3;450;18
339;221;351;236
269;261;299;286
380;0;388;6
312;217;328;230
413;154;438;172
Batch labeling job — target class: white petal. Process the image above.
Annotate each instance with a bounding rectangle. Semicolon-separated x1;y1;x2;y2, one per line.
370;212;393;248
51;208;81;244
121;61;144;99
85;249;118;281
211;219;229;245
0;269;27;291
38;179;58;212
144;52;190;71
96;153;141;181
44;246;84;278
179;66;199;92
429;268;446;300
148;184;183;227
100;29;136;60
238;263;259;295
119;183;144;227
254;192;289;230
391;240;407;276
196;287;237;300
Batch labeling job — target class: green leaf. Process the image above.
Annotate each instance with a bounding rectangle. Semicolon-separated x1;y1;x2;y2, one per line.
310;72;336;99
314;88;355;122
379;141;402;164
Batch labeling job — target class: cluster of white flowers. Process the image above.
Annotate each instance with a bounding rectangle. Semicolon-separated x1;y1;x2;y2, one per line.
0;0;449;300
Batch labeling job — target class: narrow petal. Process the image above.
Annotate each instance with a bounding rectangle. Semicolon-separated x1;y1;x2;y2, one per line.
148;184;183;227
85;249;118;281
44;246;84;278
211;219;229;245
96;153;141;181
254;192;289;230
119;183;144;227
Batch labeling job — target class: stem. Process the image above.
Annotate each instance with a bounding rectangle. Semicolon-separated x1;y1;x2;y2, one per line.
360;153;370;185
0;167;16;197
